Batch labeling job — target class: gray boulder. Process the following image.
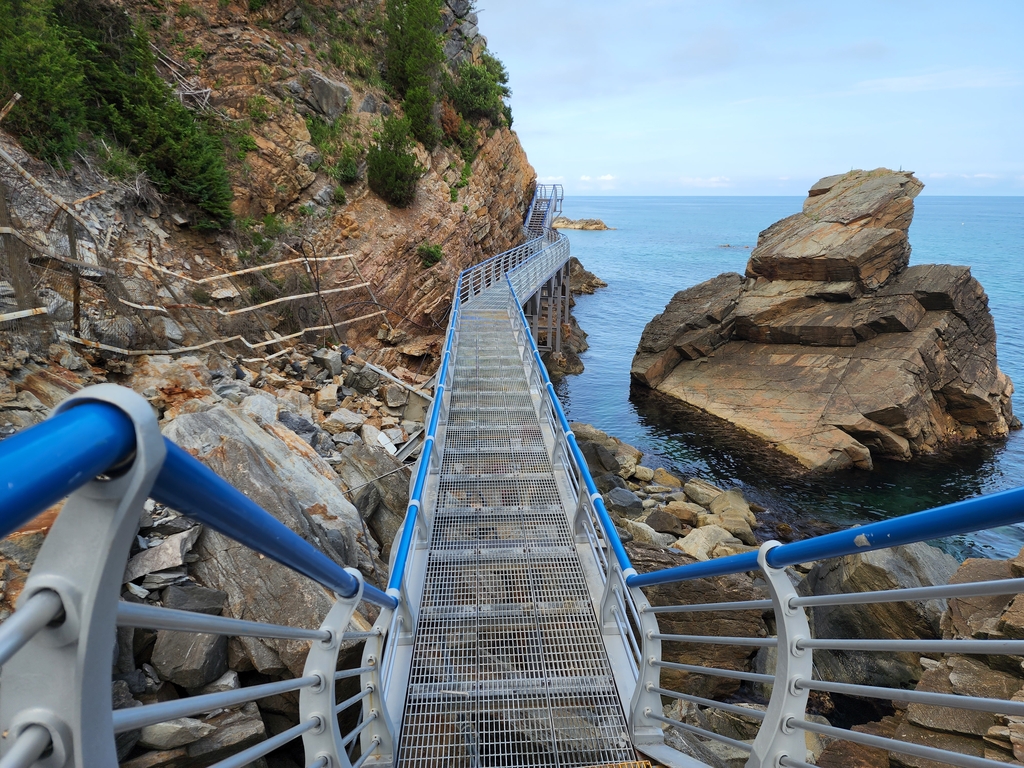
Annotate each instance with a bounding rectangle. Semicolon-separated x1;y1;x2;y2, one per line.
335;443;409;556
604;487;644;518
800;541;959;688
151;630;228;689
162;406;369;675
312;347;344;376
303;71;351;119
162;584;227;615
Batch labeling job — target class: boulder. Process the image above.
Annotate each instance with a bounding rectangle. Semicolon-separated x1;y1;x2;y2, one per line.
604;487;644;518
315;383;338;411
139;718;216;750
642;508;687;536
628;543;768;699
578;440;620;475
184;702;266;765
632;465;655;482
622;519;676;548
312;347;344;376
322;407;366;434
684;478;724;507
672;525;748;561
594;472;626;494
302;71;352;118
631;170;1017;473
123;527;201;583
747;169;922;290
161;584;227;615
334;443;409;556
571;422;643;478
162;406;369;675
150;630;228;689
800;542;958;688
652;467;682;487
662;500;703;526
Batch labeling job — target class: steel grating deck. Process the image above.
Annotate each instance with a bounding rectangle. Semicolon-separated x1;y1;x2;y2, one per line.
396;303;637;768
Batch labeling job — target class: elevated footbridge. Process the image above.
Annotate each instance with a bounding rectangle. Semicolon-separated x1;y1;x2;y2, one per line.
2;184;1024;768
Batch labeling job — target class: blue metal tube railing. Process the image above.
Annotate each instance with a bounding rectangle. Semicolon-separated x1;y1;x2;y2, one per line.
505;273;634;576
628;484;1024;588
385;277;461;596
0;402;136;538
0;402;396;608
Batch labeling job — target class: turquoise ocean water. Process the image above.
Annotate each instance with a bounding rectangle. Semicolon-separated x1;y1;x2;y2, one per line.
556;196;1024;559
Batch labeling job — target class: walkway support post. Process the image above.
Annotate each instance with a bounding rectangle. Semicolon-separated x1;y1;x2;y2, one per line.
0;385;166;767
747;541;813;767
629;591;665;752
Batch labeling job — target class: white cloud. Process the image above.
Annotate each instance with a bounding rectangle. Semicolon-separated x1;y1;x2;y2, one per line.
598;174;615;181
778;176;790;181
854;67;1019;94
929;173;949;178
973;173;998;179
679;176;732;188
538;175;564;183
580;175;592;181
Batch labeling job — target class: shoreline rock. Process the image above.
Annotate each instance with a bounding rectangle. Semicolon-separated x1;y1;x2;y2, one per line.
631;169;1017;473
552;216;613;230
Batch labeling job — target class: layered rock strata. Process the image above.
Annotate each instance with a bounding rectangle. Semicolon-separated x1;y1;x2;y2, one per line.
632;169;1017;472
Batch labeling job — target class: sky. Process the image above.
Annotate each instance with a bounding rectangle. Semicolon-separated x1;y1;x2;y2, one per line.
480;0;1024;196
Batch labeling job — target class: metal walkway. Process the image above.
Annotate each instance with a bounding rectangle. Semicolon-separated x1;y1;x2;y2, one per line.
395;294;637;767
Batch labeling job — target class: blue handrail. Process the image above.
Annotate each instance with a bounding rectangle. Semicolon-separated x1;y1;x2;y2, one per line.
385;278;462;596
0;402;396;608
0;402;136;537
627;484;1024;588
505;273;635;576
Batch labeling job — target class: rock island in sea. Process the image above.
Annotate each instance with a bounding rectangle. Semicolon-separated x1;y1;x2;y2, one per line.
630;168;1019;472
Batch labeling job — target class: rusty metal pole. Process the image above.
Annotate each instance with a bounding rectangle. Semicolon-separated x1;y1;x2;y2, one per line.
66;215;81;335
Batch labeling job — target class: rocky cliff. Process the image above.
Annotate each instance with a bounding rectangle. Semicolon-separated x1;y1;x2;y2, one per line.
632;169;1018;472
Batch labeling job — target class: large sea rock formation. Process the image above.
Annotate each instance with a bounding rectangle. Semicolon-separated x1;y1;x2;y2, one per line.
631;169;1017;472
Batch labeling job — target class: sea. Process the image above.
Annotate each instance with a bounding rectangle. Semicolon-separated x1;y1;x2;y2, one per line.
555;196;1024;560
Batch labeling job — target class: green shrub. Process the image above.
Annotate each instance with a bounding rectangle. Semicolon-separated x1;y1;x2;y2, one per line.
191;287;212;303
367;115;421;207
262;213;287;237
248;0;266;11
449;187;458;202
0;4;87;161
336;143;361;183
384;0;443;146
404;84;441;149
0;0;234;225
236;134;259;154
100;142;139;179
248;94;274;123
417;242;442;268
333;185;347;204
448;58;509;124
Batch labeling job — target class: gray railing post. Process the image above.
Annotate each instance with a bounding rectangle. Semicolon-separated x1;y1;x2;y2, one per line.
628;591;665;751
0;385;166;767
360;609;399;767
299;569;368;768
747;541;813;768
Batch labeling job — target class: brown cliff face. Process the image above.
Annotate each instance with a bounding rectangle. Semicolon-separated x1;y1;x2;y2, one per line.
0;0;538;371
313;124;535;352
632;169;1017;473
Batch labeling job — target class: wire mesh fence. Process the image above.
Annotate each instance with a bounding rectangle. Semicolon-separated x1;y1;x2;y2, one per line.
0;143;386;362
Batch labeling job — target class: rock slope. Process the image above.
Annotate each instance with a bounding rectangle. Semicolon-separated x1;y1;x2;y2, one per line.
632;169;1017;472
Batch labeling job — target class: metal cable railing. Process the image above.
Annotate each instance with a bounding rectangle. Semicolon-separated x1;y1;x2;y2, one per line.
0;385;397;768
